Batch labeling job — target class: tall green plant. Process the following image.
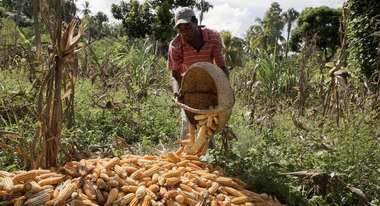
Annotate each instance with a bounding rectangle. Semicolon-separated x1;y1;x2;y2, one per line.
347;0;380;80
112;38;168;101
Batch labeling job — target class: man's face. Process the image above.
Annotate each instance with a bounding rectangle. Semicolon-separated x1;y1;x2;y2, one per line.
177;22;197;42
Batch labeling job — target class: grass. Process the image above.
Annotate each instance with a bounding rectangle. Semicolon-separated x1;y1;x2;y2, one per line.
207;100;380;205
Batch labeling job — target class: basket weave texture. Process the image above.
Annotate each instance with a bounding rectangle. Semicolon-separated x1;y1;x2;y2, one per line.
179;62;234;132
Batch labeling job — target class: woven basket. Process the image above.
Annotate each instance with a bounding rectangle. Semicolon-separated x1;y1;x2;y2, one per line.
175;62;234;133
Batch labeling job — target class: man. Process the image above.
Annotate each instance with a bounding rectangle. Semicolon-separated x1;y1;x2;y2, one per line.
167;7;229;139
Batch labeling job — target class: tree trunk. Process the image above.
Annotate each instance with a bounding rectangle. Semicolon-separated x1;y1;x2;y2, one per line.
285;23;291;59
31;0;41;82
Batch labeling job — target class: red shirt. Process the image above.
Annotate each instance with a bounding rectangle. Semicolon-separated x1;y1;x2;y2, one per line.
168;27;225;76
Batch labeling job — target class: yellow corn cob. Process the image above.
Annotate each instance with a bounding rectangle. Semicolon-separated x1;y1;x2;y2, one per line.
158;186;167;197
215;177;241;189
125;177;138;186
107;179;119;187
162;162;175;169
130;168;144;180
12;171;37;184
55;181;77;205
114;174;126;185
12;196;26;206
196;178;211;188
194;114;208;120
163;190;178;199
151;173;159;183
24;181;42;193
157;176;165;186
165;177;180;186
163;168;183;178
178;139;193;146
24;189;52;206
2;176;14;191
119;157;138;165
222;200;232;206
148;184;159;193
114;165;127;178
216;194;225;201
10;184;24;193
182;155;199;161
144;155;158;160
175;146;184;156
182;189;200;200
38;176;64;186
145;188;157;200
82;180;97;200
165;152;181;163
0;171;12;177
136;186;146;200
99;172;110;181
187;162;202;170
104;188;118;206
179;183;193;192
142;166;160;177
122;166;138;175
231;177;248;188
79;159;88;176
175;194;185;203
36;172;61;181
231;196;250;204
207;115;213;128
70;199;99;206
121;185;138;193
183;195;198;206
194;125;209;147
223;186;245;197
113;193;135;205
142;194;151;206
129;197;139;206
104;157;120;170
176;160;190;167
202;173;217;181
208;182;220;194
192;185;206;193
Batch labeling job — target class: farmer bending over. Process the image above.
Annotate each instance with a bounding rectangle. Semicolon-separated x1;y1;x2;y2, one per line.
167;7;228;139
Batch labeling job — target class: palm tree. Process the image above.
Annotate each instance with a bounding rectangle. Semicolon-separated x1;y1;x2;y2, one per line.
221;31;244;69
81;1;91;16
282;8;299;58
245;18;268;55
196;0;213;25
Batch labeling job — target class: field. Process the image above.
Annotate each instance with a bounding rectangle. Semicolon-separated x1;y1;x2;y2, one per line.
1;0;380;205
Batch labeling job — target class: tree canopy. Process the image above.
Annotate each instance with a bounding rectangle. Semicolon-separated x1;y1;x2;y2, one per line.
289;6;341;58
111;0;212;42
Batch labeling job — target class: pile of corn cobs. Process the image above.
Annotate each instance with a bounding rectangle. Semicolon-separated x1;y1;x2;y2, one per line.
0;153;281;205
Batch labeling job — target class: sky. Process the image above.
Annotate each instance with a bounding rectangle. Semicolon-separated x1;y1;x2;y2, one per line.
76;0;345;38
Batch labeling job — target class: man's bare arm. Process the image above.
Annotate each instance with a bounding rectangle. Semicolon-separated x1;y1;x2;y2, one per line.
172;70;182;96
